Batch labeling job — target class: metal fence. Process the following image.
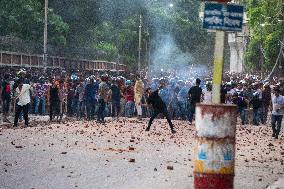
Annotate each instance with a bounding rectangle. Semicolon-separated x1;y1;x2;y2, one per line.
0;36;127;71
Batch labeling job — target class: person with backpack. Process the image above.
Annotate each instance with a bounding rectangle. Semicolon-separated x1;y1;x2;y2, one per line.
1;74;12;123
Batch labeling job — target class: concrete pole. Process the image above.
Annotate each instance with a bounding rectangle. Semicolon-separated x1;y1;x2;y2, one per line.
212;31;225;104
138;14;142;73
43;0;48;71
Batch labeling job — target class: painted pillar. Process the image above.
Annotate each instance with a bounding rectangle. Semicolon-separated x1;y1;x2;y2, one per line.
194;104;237;189
212;31;225;104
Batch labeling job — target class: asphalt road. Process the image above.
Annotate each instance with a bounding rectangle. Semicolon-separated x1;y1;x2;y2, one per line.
0;118;283;189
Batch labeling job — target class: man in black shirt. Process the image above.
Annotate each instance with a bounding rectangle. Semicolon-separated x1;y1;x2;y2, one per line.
48;80;60;122
145;87;176;134
188;78;203;124
110;79;122;118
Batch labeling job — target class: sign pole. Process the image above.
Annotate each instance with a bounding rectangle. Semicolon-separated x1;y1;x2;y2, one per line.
212;30;225;104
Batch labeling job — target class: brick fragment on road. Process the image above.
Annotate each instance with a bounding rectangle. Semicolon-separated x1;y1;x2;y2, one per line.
167;165;173;170
1;118;283;189
268;143;274;147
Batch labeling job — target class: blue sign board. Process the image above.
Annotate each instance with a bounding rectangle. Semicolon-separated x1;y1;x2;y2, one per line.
203;3;244;31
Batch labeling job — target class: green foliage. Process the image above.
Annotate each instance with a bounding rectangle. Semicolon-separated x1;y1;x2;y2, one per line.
0;0;69;45
1;0;214;69
245;37;261;71
245;0;283;71
95;42;118;61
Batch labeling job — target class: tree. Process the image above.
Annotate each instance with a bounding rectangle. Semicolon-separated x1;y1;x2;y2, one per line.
244;0;283;71
1;0;214;69
0;0;69;46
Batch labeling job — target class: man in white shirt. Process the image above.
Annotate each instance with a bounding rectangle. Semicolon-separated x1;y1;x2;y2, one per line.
271;87;284;139
13;79;31;127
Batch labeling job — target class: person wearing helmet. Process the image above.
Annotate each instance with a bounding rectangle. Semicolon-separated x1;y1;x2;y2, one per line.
145;87;176;134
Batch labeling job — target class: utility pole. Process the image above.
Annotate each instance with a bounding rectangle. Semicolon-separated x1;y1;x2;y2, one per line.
138;14;142;73
43;0;48;71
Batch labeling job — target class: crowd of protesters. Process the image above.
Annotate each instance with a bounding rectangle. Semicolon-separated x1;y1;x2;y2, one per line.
0;66;284;138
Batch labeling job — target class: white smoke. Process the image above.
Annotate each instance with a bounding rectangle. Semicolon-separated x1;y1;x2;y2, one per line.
150;34;193;71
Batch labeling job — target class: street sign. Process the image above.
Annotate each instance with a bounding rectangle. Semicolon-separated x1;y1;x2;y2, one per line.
203;2;244;31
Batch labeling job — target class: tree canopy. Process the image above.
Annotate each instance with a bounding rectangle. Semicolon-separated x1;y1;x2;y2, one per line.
0;0;69;45
244;0;284;71
0;0;214;69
